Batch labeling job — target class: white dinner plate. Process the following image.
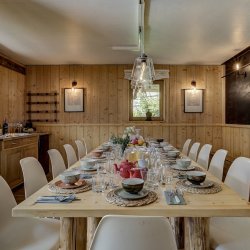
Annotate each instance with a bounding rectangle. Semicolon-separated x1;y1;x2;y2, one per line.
170;164;195;171
79;165;98;171
114;188;149;200
185;180;214;189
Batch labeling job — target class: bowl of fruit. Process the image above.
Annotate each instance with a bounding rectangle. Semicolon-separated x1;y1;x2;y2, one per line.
130;138;145;146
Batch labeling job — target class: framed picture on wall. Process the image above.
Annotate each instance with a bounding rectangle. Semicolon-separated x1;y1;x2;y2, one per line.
184;89;204;113
64;88;84;112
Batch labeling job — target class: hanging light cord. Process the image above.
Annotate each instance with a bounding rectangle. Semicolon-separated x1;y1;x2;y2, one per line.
139;0;145;57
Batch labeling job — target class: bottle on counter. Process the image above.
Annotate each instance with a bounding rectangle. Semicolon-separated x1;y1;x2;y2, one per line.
2;118;8;135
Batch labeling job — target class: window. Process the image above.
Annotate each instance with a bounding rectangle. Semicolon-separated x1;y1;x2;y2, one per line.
129;80;164;121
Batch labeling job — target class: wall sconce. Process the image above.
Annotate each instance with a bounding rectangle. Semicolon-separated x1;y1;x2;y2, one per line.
191;80;197;90
71;80;77;91
235;62;247;78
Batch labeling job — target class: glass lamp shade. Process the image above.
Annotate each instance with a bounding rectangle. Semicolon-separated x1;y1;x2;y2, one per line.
131;54;155;91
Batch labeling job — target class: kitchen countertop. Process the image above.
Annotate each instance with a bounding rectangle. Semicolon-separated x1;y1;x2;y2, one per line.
0;133;38;141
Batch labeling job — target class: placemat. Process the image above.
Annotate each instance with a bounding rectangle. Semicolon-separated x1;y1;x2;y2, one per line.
169;165;203;174
48;180;92;194
106;189;158;207
72;167;97;174
176;179;222;194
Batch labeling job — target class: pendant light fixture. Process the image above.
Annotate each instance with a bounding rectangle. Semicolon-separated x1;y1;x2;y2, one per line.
71;65;78;91
131;0;155;98
191;80;197;90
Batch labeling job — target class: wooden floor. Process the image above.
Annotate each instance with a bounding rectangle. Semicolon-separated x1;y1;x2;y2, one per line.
13;185;25;204
12;174;52;204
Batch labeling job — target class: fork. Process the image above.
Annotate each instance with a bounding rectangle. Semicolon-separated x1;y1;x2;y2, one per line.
55;194;76;202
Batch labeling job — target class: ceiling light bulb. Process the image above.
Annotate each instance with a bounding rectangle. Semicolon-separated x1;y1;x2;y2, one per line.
236;63;240;71
139;61;146;81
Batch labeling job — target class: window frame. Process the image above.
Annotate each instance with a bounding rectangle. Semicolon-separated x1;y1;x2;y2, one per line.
129;80;164;121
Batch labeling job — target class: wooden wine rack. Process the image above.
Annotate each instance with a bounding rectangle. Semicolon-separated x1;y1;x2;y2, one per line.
26;92;59;122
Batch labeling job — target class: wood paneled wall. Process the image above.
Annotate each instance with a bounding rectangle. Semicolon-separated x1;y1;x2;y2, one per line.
0;65;25;124
35;123;250;175
1;61;249;175
35;123;223;162
24;64;229;162
222;125;250;159
25;65;224;124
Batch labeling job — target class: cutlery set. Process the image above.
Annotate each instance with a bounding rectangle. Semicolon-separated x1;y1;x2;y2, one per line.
164;188;186;205
36;194;80;203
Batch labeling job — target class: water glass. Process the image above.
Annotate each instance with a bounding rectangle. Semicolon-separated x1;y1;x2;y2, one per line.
165;173;173;185
140;168;148;181
92;173;106;193
145;169;159;190
96;163;106;173
114;144;122;160
165;165;173;185
108;172;121;190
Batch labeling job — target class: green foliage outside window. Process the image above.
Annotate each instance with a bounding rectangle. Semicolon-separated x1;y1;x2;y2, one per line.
133;85;160;117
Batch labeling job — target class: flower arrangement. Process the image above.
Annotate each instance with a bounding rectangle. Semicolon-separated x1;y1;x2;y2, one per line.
122;126;136;139
110;134;130;153
110;126;145;152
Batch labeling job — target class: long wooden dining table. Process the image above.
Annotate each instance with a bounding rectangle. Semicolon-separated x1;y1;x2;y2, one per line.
12;153;250;250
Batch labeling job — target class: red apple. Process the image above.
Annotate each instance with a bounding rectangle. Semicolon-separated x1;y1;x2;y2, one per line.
132;138;138;145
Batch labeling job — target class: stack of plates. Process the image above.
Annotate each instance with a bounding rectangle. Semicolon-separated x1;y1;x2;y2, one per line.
185;180;214;189
170;165;195;171
114;188;149;200
80;165;99;171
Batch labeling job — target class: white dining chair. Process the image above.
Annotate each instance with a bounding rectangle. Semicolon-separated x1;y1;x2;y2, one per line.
182;138;192;156
20;157;48;198
90;215;177;250
82;137;88;155
0;176;60;250
48;148;66;178
63;143;78;167
196;144;212;169
210;157;250;250
188;142;200;161
208;149;228;181
75;139;87;160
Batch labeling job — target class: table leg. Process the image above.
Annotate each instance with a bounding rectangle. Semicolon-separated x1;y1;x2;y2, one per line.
184;217;210;250
75;218;87;250
87;217;102;249
169;217;184;249
60;217;87;250
60;218;74;250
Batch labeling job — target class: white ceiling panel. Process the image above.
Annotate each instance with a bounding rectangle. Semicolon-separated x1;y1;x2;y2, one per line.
0;0;249;65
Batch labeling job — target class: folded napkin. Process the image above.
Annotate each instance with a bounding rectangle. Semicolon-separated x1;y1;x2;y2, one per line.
164;190;186;205
36;195;79;204
80;173;93;179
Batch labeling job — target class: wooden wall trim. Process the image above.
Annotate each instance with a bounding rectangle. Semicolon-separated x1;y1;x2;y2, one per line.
0;55;26;75
34;123;226;127
223;46;250;65
35;123;250;129
222;124;250;128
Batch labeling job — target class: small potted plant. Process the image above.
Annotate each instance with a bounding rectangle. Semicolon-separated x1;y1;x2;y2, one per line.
146;109;152;121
